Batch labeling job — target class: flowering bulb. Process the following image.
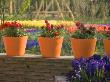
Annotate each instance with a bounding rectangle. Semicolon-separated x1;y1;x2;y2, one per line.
75;21;81;27
45;20;48;24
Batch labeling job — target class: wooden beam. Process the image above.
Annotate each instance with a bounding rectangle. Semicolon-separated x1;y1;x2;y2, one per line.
55;0;64;20
65;2;74;21
36;0;44;18
9;0;13;15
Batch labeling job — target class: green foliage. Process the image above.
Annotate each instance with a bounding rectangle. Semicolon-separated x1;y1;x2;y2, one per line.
18;0;31;15
72;0;109;19
61;34;72;56
4;28;26;37
102;31;110;39
71;30;96;39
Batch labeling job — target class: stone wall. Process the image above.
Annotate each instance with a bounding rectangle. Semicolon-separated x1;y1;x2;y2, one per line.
0;55;73;82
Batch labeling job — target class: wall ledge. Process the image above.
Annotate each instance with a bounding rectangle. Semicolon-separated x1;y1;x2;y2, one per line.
0;53;73;82
0;53;74;60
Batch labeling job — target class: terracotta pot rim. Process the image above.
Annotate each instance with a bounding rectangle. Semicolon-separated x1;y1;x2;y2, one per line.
103;39;110;40
71;38;97;40
38;36;63;39
3;36;28;38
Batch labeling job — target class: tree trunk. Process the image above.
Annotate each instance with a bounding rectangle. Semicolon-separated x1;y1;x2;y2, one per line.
9;0;13;15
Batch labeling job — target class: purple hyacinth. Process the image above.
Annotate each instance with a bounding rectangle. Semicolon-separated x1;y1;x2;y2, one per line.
98;60;105;70
71;59;80;70
92;54;101;61
66;54;110;82
86;60;98;75
105;63;110;72
67;54;110;82
25;29;39;33
102;55;110;64
79;57;87;70
26;40;38;49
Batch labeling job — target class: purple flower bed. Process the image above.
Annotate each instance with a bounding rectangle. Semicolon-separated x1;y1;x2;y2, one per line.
25;28;39;33
25;28;40;49
66;54;110;82
26;40;38;49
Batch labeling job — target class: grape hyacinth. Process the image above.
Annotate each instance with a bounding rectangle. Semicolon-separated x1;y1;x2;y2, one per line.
66;54;110;82
26;40;38;49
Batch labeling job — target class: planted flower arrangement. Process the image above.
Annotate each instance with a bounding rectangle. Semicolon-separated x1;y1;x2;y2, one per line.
38;20;65;58
1;22;28;56
70;22;97;58
39;20;65;38
102;27;110;57
66;54;110;82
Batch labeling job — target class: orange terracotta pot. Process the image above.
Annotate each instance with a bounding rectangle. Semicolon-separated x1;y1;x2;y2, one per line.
3;36;28;56
38;37;63;58
103;39;110;57
71;38;96;59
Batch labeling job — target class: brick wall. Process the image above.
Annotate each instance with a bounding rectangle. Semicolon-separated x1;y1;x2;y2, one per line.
0;55;73;82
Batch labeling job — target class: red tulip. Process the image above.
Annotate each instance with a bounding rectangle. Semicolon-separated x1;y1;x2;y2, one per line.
45;23;51;30
0;25;4;30
4;22;11;27
45;20;48;24
75;21;81;27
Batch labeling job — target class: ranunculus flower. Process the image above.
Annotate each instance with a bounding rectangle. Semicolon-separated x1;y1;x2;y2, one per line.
1;21;26;37
3;22;22;28
15;23;22;28
71;22;97;39
11;22;22;28
4;22;11;27
75;21;81;27
40;20;65;38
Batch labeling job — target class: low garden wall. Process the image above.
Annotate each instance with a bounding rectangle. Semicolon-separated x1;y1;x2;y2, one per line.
0;54;73;82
